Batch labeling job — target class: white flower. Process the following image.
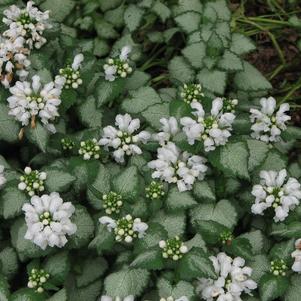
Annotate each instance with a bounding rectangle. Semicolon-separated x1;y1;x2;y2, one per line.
3;1;51;49
7;75;65;133
104;65;117;82
100;296;134;301
72;53;84;71
119;45;132;61
57;54;84;89
0;165;7;188
292;239;301;273
160;297;189;301
99;214;148;243
22;192;77;250
153;117;179;145
0;36;30;88
251;169;301;222
148;142;207;192
180;98;236;152
103;46;133;81
99;216;117;232
99;113;150;163
250;97;290;143
197;252;257;301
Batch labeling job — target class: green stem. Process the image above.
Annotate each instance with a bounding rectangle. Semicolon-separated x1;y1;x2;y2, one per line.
290;104;301;108
279;79;301;105
245;17;290;26
151;74;168;83
238;18;286;65
140;47;166;71
268;64;284;80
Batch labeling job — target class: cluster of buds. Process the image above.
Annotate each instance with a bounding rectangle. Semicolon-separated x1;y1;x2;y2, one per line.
27;268;50;293
104;58;132;79
222;97;238;113
57;54;84;90
159;236;188;261
103;46;133;81
61;137;75;151
78;139;101;160
219;230;234;245
270;259;288;276
39;210;52;228
114;215;147;243
18;167;46;196
102;191;123;215
145;181;165;200
114;130;142;158
269;187;283;209
58;67;82;89
180;83;204;104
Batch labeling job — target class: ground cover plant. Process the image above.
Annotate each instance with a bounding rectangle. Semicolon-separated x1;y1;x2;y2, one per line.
0;0;301;300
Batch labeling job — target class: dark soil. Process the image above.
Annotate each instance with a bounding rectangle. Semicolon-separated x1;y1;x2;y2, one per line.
230;0;301;125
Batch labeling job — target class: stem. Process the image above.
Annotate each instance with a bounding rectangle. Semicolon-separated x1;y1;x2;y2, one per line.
245;17;290;26
18;128;24;140
151;74;168;82
279;79;301;105
140;47;166;71
238;18;286;65
31;115;36;129
268;64;284;80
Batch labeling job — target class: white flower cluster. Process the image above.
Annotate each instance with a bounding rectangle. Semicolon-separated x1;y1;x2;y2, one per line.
0;165;6;189
197;252;257;301
250;97;290;143
0;36;30;87
3;1;51;49
22;192;77;250
57;54;84;90
100;296;134;301
251;169;301;222
7;75;65;133
99;214;148;243
160;297;188;301
181;98;236;152
153;117;179;146
103;46;133;81
148;142;207;192
18;166;47;196
0;1;50;88
99;113;150;163
292;239;301;273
